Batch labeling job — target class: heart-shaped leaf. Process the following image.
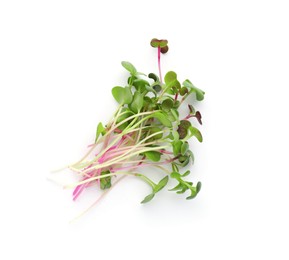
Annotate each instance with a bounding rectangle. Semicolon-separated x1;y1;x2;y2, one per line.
112;86;133;105
150;38;168;48
132;79;150;93
164;71;177;86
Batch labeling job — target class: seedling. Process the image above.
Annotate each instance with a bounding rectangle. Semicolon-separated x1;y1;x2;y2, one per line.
61;38;205;204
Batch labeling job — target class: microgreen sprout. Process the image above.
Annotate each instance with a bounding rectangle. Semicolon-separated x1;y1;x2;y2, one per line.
59;38;205;205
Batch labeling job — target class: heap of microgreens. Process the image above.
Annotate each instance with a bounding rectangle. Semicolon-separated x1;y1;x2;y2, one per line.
66;38;205;204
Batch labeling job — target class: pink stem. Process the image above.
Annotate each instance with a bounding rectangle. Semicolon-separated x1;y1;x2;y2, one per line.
101;144;137;162
174;93;178;101
183;115;193;120
114;128;122;133
73;133;131;200
73;132;137;200
99;133;134;161
73;169;100;201
158;46;162;83
159;149;173;154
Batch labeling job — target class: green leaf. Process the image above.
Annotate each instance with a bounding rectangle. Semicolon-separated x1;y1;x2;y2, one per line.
166;88;175;95
169;183;183;191
150;112;172;127
164;71;177;86
172;140;182;156
186;182;201;199
183;80;205;101
186;192;197;200
178;155;187;163
196;182;202;193
188;104;195;114
152;83;162;93
148;73;159;82
121;61;137;75
177;186;188;194
161;98;174;112
170;172;181;179
100;171;111;190
181;142;189;155
166;112;176;123
159;40;168;48
150;38;159;48
144;151;161;162
172;130;179;142
95;122;105;143
174;100;180;109
112;86;133;105
117;108;133;121
187;150;195;164
116;108;133;130
117;122;128;131
181;170;190;177
132;79;149;92
127;75;137;85
141;193;155;204
171;109;179;122
189;126;203;142
179;156;190;167
130;91;144;113
147;127;163;141
154;176;169;193
172;163;179;173
143;96;153;106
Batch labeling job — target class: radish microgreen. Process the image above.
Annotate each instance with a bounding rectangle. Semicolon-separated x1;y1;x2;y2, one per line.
61;38;205;204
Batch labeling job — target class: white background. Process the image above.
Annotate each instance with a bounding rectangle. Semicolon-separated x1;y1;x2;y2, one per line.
1;0;289;259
